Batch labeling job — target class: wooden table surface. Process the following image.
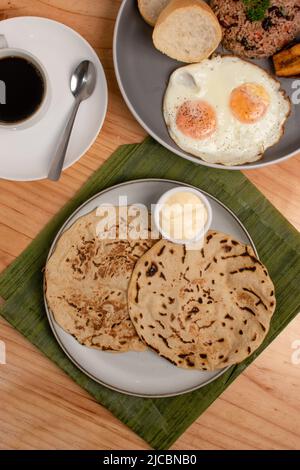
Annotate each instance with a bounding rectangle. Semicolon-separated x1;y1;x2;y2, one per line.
0;0;299;451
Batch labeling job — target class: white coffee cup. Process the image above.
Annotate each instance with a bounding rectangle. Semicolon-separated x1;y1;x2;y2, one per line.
0;34;51;129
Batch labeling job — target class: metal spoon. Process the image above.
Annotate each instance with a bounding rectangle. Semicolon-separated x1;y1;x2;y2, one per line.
48;60;97;181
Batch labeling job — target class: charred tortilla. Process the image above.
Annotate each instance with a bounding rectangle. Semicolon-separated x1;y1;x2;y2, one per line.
45;208;158;352
128;231;276;370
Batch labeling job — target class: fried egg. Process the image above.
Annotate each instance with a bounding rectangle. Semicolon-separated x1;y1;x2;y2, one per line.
163;56;290;166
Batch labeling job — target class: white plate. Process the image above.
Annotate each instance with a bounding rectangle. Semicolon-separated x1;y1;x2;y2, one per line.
44;179;258;397
0;17;108;181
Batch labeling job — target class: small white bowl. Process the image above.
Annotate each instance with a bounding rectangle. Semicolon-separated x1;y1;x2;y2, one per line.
154;186;212;245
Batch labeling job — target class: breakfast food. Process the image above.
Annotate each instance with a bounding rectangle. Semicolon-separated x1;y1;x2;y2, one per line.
210;0;300;59
273;43;300;76
138;0;170;26
128;231;276;371
152;0;222;63
163;55;290;165
45;208;158;352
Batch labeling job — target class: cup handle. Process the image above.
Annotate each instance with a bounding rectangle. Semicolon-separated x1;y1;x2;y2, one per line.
0;35;8;49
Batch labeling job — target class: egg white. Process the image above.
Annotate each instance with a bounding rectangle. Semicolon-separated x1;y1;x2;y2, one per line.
163;56;290;165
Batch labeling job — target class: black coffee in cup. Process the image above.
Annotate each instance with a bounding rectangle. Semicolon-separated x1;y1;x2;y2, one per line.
0;56;45;124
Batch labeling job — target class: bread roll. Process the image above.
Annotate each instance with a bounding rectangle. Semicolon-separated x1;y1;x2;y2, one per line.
153;0;222;63
138;0;170;26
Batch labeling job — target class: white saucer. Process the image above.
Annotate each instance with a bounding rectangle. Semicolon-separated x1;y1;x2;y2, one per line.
0;17;108;181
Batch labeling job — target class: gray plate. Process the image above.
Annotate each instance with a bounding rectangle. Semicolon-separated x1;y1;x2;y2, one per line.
113;0;300;170
44;179;257;397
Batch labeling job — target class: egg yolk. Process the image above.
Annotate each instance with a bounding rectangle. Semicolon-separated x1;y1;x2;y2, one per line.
230;83;270;124
176;100;217;140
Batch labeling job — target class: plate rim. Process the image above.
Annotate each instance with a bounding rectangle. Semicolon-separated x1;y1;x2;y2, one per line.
0;16;108;181
113;0;299;171
44;177;258;398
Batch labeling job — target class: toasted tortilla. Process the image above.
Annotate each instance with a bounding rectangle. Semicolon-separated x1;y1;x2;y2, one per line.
45;208;157;352
128;231;276;369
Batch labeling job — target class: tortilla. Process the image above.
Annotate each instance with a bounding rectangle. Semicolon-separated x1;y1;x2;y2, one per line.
128;231;276;369
45;208;157;352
